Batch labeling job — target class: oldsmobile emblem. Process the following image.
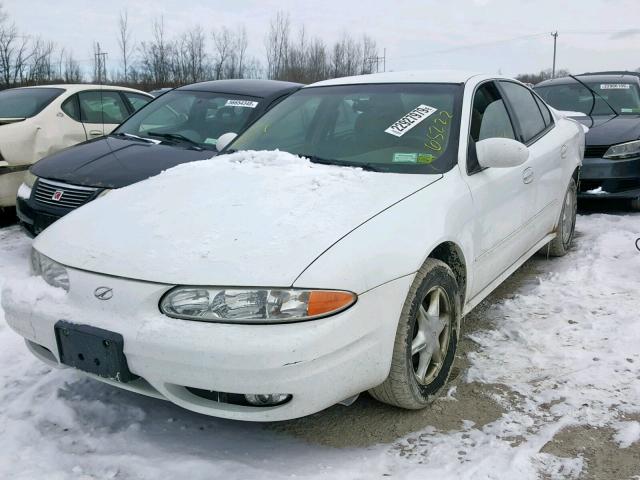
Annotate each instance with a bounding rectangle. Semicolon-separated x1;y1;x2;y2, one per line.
94;286;113;300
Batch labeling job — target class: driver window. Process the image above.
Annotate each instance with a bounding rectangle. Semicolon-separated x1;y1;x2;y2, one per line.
468;82;516;174
471;82;515;142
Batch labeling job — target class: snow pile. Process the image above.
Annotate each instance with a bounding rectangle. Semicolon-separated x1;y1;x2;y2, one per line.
35;150;434;285
614;421;640;449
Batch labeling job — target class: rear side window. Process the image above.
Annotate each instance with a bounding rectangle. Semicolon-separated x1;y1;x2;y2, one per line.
0;87;64;118
61;95;81;121
78;91;129;124
533;94;553;127
499;81;547;143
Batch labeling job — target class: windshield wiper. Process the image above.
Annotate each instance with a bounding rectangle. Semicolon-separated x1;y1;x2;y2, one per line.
147;132;204;150
112;132;159;144
569;75;618;117
304;155;384;172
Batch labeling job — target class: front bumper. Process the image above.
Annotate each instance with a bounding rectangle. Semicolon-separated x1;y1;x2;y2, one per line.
578;155;640;199
15;195;62;237
0;164;29;207
2;267;412;421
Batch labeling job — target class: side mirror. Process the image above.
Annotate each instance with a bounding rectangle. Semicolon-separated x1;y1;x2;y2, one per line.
216;132;238;152
476;137;530;169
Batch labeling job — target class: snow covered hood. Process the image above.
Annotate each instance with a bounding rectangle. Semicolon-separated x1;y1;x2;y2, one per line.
35;150;440;286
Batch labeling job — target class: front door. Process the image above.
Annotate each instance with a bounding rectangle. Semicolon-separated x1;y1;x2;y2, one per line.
463;81;537;297
78;90;130;138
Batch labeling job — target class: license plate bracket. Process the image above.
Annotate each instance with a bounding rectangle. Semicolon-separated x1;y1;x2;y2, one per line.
55;320;138;383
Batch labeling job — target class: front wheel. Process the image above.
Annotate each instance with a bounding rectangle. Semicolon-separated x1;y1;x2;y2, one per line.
547;177;577;257
369;259;459;409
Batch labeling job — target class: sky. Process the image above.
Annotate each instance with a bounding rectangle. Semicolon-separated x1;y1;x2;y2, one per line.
2;0;639;78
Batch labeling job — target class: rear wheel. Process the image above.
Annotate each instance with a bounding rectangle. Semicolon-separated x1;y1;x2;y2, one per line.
369;259;459;409
548;177;577;257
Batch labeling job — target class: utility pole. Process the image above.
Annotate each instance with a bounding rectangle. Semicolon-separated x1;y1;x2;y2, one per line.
94;43;108;84
365;49;387;74
551;31;558;78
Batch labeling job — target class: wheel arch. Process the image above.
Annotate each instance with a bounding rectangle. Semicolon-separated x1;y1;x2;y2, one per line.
427;241;468;307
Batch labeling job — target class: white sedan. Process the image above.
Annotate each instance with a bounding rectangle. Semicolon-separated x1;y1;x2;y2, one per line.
2;71;584;421
0;84;152;208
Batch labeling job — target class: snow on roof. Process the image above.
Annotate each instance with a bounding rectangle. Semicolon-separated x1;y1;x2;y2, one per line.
307;70;483;88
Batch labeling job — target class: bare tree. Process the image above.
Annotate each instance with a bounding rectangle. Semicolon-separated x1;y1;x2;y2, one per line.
265;11;290;80
516;68;571;85
184;25;207;82
139;17;171;85
211;26;232;80
63;51;82;82
118;10;133;82
28;37;56;83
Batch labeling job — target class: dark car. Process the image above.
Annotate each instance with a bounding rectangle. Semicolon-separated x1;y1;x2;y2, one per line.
535;72;640;209
17;79;302;235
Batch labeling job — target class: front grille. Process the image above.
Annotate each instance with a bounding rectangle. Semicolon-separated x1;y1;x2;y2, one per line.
34;178;97;209
584;145;610;158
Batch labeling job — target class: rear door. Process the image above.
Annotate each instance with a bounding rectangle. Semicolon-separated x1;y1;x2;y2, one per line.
59;94;89;147
78;90;131;138
499;81;564;242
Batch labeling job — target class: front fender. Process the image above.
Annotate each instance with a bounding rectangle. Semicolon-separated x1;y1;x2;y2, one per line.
293;171;475;299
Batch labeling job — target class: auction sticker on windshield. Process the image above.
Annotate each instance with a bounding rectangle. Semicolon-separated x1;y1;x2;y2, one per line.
600;84;630;90
385;105;437;137
225;99;259;108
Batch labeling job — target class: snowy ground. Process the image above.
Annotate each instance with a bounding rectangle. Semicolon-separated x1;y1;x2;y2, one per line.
1;212;639;480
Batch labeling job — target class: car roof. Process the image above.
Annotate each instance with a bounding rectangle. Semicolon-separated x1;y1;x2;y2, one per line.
176;79;303;98
536;73;640;88
13;84;152;96
306;70;484;88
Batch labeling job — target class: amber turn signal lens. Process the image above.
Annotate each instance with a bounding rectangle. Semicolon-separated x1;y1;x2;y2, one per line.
307;290;356;317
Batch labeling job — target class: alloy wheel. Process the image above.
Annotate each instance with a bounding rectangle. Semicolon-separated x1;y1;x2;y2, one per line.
411;286;452;386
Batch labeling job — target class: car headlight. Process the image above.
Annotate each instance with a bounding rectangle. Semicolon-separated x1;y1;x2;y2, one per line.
603;140;640;160
96;189;111;198
24;171;37;188
160;287;356;323
30;248;70;292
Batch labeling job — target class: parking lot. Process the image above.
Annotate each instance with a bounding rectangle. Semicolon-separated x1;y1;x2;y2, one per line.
1;207;638;480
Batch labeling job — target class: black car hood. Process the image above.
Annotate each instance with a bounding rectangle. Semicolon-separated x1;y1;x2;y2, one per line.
31;136;215;188
574;115;640;146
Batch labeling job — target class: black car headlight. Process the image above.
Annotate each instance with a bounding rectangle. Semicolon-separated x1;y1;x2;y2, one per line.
603;140;640;160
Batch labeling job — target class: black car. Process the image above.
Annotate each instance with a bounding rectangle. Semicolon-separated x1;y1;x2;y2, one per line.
535;72;640;209
17;79;302;235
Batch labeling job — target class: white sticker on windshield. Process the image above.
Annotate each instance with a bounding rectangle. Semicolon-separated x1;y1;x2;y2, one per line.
600;84;630;90
225;99;259;108
385;105;437;137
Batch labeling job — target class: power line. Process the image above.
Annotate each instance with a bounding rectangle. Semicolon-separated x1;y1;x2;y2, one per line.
391;32;549;61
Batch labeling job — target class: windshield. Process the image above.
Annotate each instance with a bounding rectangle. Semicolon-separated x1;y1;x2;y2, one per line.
228;83;463;173
0;87;64;118
536;81;640;115
115;90;262;149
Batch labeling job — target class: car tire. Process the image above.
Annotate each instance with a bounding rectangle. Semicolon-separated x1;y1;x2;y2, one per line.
547;177;577;257
369;258;459;410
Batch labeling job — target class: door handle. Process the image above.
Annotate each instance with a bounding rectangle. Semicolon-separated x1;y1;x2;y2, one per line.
89;130;103;136
561;144;568;159
522;167;534;184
